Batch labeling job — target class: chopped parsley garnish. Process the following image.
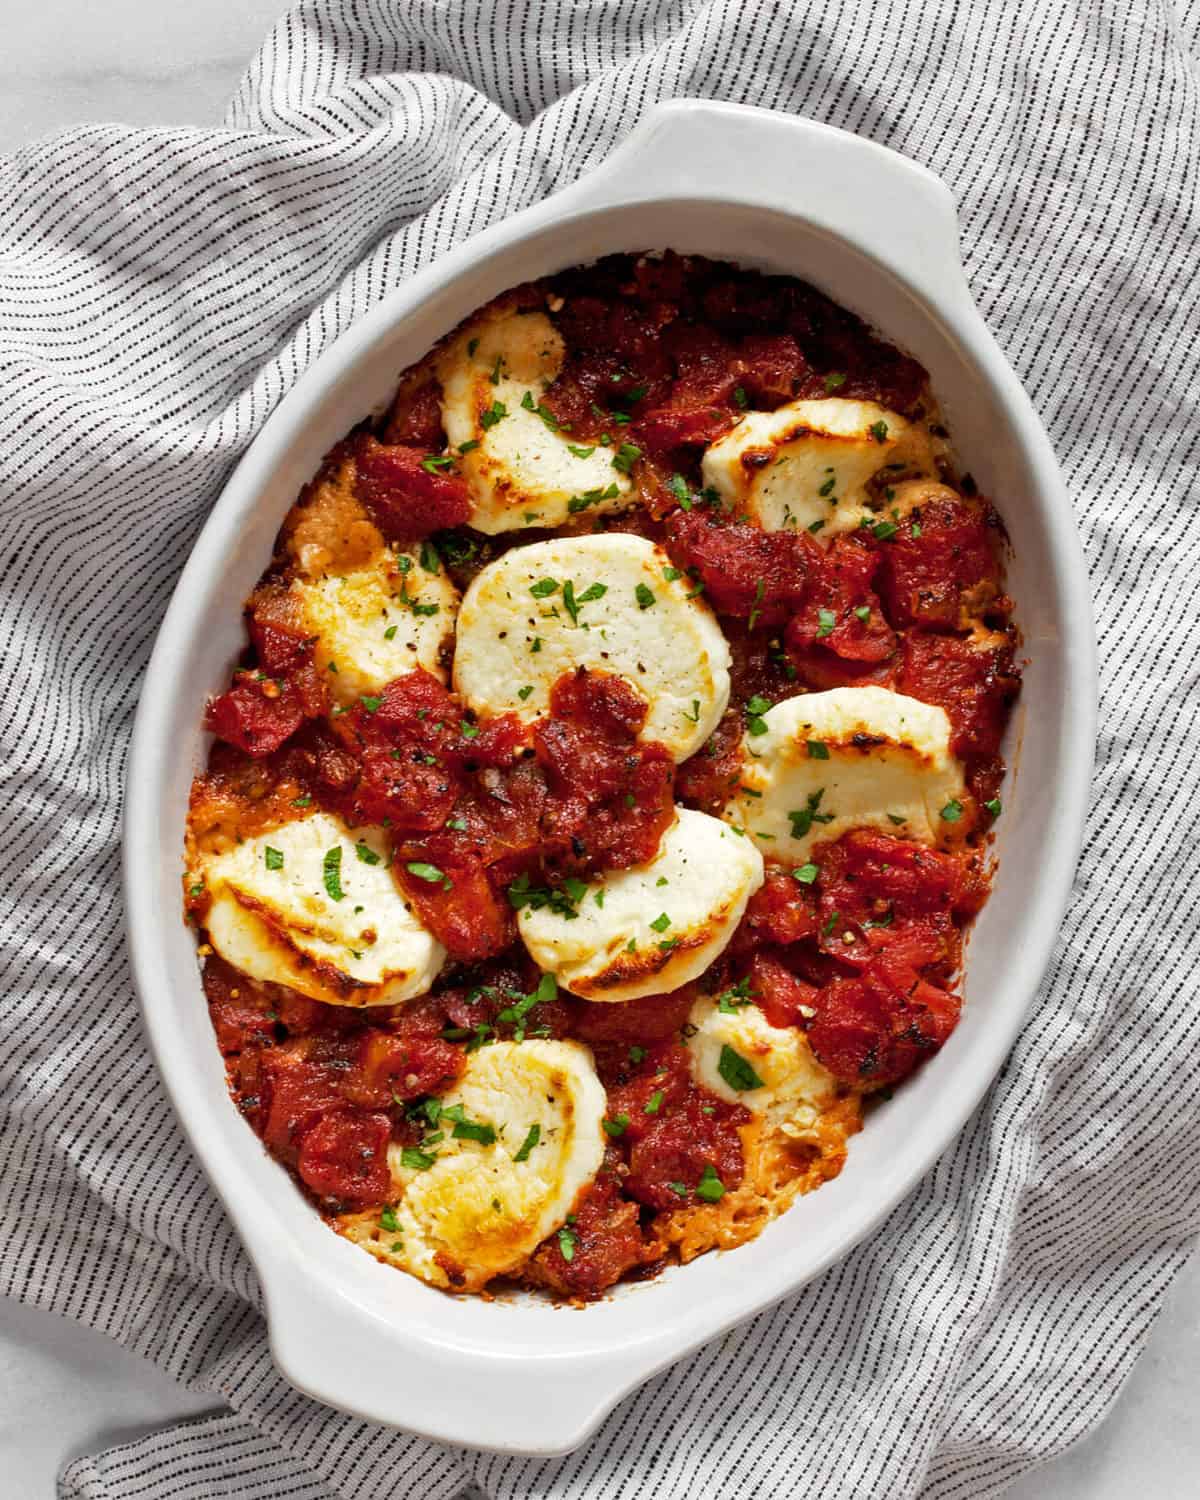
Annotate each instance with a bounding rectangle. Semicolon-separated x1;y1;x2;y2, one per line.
400;1147;437;1171
744;694;772;736
747;578;766;631
717;1044;765;1092
517;684;534;700
667;473;691;506
567;482;619;514
644;1090;665;1115
696;1164;725;1202
649;912;671;932
291;794;312;807
563;579;607;623
853;604;871;623
872;520;899;541
667;1180;688;1197
818;476;836;498
489;353;504;384
869;420;889;443
602;1114;630;1138
733;386;749;409
529;577;559;598
821;910;840;938
716;977;754;1013
887;812;907;826
322;846;344;901
557;1227;577;1262
567;443;596;458
407;860;451;889
788;788;834;838
940;799;964;822
684;699;701;722
457;438;480;455
451;1116;497;1146
629;1045;646;1064
520;389;561;429
495;973;557;1040
360;695;382;714
420;454;455;474
985;797;1003;817
383;624;398;640
379;1205;400;1232
354;841;381;866
911;520;923;538
445;816;468;831
513;1123;541;1162
808;518;826;534
806;739;830;760
611;442;641;474
816;608;836;638
419;539;441;573
479;400;507;429
663;565;683;581
507;874;583;919
264;846;283;871
635;582;656;610
793;863;819;885
823;371;846;391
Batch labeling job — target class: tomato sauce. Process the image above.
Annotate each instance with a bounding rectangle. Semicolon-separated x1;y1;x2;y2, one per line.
191;253;1019;1298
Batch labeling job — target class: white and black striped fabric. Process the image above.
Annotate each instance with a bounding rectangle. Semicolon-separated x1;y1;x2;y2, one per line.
2;2;1197;1496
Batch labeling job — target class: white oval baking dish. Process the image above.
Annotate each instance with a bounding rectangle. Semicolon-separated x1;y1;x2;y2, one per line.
124;100;1096;1456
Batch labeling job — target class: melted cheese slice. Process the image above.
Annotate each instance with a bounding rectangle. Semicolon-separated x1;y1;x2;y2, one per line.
701;397;935;539
384;1040;606;1292
436;308;635;534
686;994;837;1137
452;532;731;762
202;813;443;1006
518;808;764;1002
289;548;458;705
724;686;964;860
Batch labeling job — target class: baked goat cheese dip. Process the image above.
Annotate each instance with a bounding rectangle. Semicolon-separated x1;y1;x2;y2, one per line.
185;253;1020;1301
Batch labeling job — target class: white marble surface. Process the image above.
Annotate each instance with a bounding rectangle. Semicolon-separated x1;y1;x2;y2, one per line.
2;7;1197;1495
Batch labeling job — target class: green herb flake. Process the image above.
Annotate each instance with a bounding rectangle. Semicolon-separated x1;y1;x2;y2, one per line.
407;860;451;888
696;1164;725;1203
985;797;1003;817
602;1114;630;1139
869;420;889;443
872;520;899;541
748;578;766;632
557;1227;577;1262
717;1044;765;1092
291;794;313;808
420;454;455;475
853;604;871;623
793;863;820;885
383;624;398;640
567;443;596;458
517;684;535;701
513;1123;541;1162
663;565;683;581
322;846;344;901
733;386;749;410
452;1118;497;1146
806;739;830;760
940;799;964;823
629;1045;646;1064
529;577;559;599
480;400;507;430
635;582;656;610
400;1147;437;1171
644;1090;665;1115
667;473;691;505
379;1205;401;1231
823;371;846;392
264;846;284;871
816;608;836;638
611;442;642;475
650;912;671;933
354;841;381;866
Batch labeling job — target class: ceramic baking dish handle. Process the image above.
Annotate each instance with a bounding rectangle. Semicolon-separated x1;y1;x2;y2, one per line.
565;99;972;319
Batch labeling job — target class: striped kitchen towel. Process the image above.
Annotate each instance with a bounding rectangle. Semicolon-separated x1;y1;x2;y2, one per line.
2;2;1198;1497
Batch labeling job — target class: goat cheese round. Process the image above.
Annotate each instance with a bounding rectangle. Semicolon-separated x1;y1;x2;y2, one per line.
724;685;965;860
385;1039;606;1292
202;812;444;1006
518;808;764;1002
452;531;731;762
436;307;636;534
